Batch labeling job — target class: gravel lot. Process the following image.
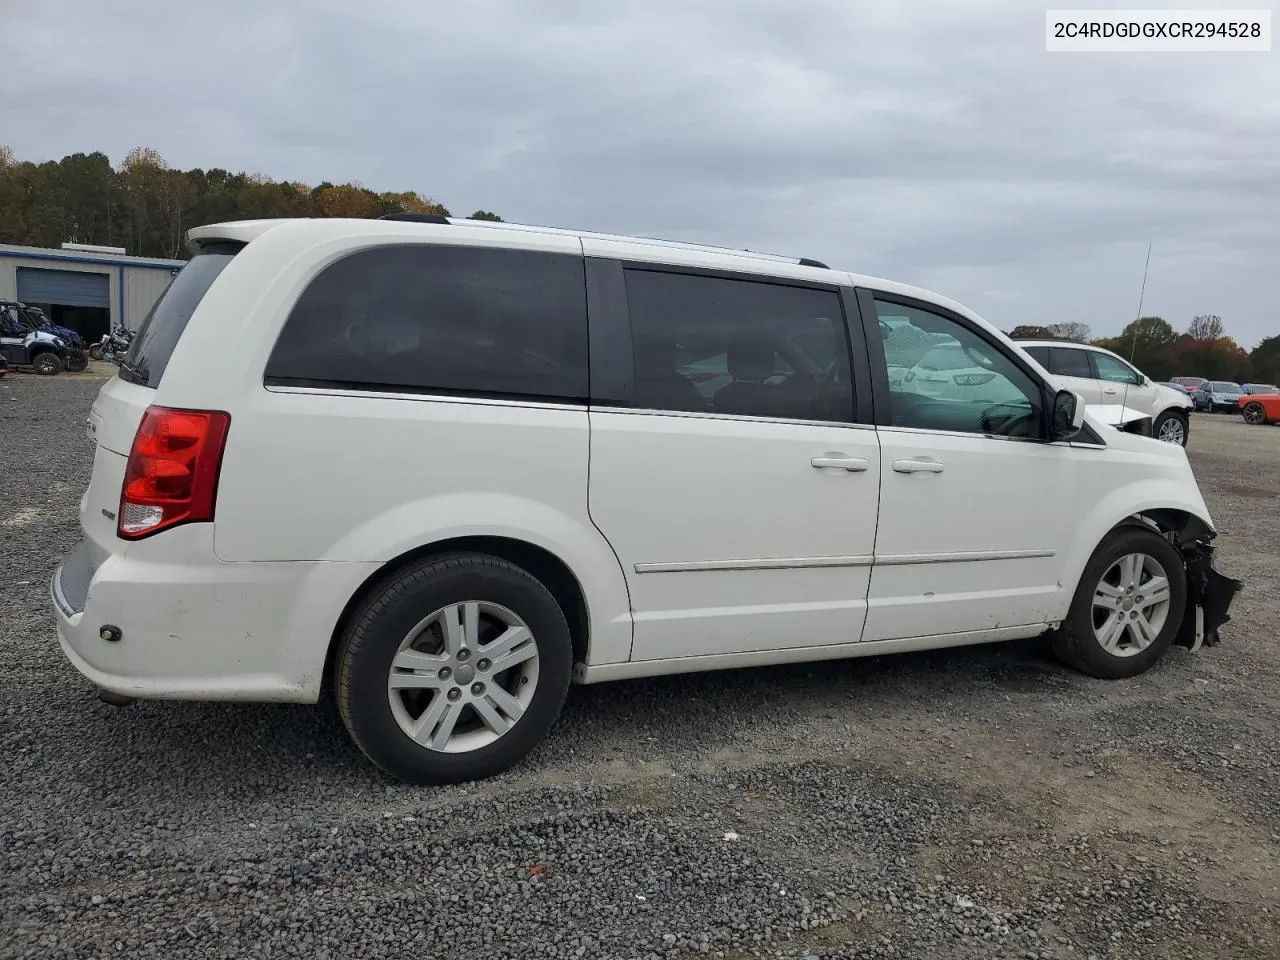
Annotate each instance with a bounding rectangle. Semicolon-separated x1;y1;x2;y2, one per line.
2;370;1277;959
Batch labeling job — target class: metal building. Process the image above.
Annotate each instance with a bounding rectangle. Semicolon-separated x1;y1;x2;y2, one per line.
0;242;184;342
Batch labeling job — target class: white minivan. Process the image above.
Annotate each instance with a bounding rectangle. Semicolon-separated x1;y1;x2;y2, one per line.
52;215;1241;784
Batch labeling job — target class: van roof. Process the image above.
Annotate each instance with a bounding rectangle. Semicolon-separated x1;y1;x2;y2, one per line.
188;216;828;269
186;216;997;338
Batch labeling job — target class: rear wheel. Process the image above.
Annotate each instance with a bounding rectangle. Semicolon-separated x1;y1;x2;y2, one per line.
88;343;104;361
1152;410;1188;445
1243;402;1268;425
1051;527;1186;679
335;553;573;784
32;352;62;376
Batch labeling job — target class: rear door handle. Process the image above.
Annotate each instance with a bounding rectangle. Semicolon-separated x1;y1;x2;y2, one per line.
892;458;944;474
811;454;870;472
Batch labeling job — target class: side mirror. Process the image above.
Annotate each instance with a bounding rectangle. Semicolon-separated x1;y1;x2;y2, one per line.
1050;389;1087;440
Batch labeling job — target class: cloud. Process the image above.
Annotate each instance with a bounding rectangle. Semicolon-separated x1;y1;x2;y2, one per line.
1;0;1276;343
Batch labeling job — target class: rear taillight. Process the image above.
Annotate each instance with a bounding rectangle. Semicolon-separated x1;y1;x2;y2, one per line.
118;406;231;540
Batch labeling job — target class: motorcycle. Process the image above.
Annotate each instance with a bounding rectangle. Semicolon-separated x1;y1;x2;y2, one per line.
90;324;134;364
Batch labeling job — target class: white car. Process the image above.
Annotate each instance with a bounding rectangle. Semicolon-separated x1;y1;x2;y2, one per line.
1016;340;1194;445
52;215;1241;784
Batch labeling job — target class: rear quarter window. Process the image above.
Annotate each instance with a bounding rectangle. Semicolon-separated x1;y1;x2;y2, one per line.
121;242;243;388
264;244;589;402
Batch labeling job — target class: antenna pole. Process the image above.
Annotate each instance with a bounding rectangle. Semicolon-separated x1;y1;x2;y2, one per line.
1121;242;1153;415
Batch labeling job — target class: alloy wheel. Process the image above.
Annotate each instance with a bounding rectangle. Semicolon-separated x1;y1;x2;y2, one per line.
1243;403;1266;425
1157;417;1186;444
386;601;540;753
1091;553;1173;657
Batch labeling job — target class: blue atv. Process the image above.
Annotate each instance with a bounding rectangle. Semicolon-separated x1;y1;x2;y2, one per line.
20;305;89;372
0;300;75;375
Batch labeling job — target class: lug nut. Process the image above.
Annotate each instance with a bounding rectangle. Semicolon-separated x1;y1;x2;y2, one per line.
438;666;452;681
471;682;485;695
457;648;471;662
477;659;491;671
447;688;462;701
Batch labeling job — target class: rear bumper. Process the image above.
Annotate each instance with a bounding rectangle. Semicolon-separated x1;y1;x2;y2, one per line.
51;528;378;703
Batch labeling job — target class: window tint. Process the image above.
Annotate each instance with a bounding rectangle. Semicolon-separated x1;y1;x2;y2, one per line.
1091;351;1141;385
1021;345;1050;367
121;245;240;388
623;269;854;422
1048;347;1094;379
1213;381;1243;392
874;299;1044;438
265;244;589;402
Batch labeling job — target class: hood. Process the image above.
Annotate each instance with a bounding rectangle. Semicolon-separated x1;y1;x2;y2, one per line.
1154;383;1194;408
1087;404;1150;428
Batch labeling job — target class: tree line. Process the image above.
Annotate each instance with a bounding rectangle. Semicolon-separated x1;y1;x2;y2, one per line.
0;146;502;261
1008;315;1279;385
4;146;1273;381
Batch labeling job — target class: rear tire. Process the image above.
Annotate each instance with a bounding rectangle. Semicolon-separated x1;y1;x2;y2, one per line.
88;343;104;361
32;352;62;376
334;553;573;784
1051;527;1186;679
1152;410;1188;445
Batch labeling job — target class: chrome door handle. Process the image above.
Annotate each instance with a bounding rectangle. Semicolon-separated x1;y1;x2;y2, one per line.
811;455;870;472
892;458;944;474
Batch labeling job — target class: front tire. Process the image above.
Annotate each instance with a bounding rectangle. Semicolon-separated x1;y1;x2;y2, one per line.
1052;527;1186;679
335;553;573;784
32;352;62;375
65;351;88;373
1152;410;1188;445
1242;402;1268;425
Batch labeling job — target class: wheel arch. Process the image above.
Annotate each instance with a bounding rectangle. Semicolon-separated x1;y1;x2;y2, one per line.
322;535;595;693
1056;486;1215;623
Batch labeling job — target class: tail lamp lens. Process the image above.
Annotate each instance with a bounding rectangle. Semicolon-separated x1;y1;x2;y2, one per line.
118;406;231;540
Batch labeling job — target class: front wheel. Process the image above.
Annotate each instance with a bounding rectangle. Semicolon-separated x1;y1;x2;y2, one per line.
32;352;63;376
1152;410;1188;445
1242;402;1268;425
1051;527;1187;679
334;554;573;784
64;351;88;373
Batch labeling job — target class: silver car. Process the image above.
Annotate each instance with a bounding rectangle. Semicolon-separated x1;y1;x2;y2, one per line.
1193;380;1245;413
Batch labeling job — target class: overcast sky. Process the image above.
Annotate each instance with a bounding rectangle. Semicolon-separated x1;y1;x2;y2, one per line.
2;0;1276;344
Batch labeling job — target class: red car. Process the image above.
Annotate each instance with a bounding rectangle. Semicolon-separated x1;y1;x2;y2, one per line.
1240;392;1280;425
1171;376;1207;392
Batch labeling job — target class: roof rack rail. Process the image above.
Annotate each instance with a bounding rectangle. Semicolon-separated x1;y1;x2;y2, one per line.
378;213;451;224
797;257;830;269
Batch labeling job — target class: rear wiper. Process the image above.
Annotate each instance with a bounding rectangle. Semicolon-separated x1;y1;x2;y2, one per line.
117;358;149;385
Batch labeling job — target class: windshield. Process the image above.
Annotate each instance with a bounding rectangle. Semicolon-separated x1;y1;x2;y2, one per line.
1213;382;1243;392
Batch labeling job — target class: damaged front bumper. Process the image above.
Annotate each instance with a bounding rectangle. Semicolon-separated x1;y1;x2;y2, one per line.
1173;540;1243;651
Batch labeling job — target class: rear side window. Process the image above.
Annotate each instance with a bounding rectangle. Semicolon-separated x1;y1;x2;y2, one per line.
121;243;241;387
1048;347;1094;379
1021;345;1050;367
265;244;588;403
